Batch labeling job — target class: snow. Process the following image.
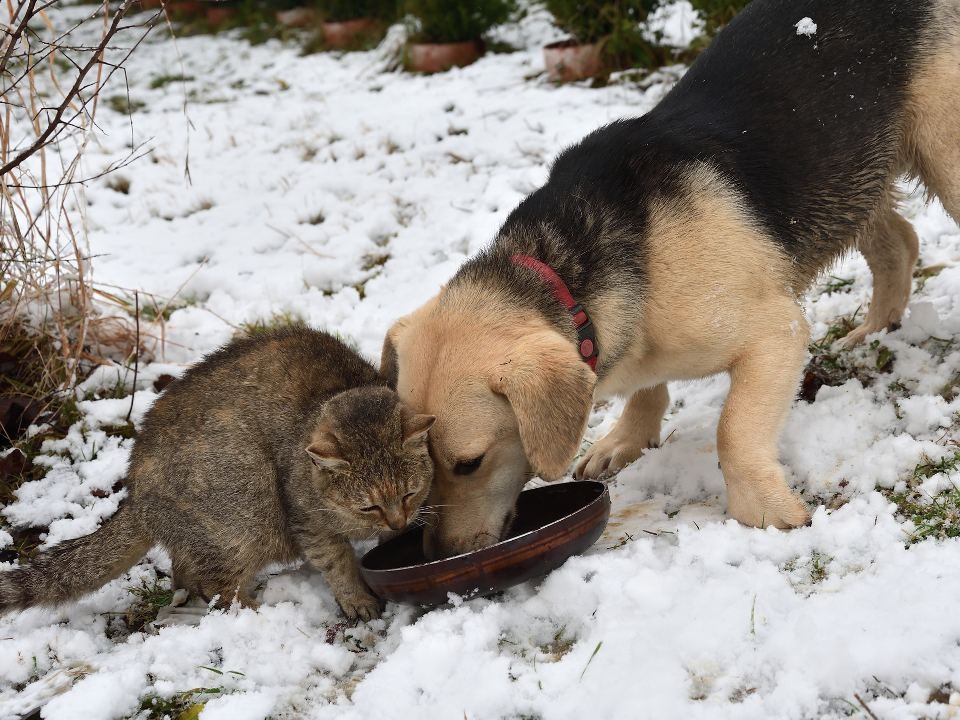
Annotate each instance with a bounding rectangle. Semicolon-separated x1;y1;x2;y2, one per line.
2;3;960;719
795;17;818;37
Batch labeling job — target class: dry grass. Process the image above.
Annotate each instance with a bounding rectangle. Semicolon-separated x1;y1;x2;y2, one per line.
0;2;168;561
0;1;167;410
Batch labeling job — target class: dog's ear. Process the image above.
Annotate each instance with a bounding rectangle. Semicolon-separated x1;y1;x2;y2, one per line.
490;331;596;481
379;318;406;388
380;292;443;387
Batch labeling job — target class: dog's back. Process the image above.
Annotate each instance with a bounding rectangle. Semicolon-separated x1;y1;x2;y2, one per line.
657;0;932;271
543;0;952;283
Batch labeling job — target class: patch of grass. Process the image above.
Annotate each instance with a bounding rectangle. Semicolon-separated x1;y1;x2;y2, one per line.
869;339;895;373
940;371;960;402
800;309;896;402
138;687;224;720
137;295;196;323
888;451;960;544
106;94;147;114
821;275;855;294
914;263;947;293
238;311;305;337
538;627;576;662
107;175;131;194
361;252;390;272
125;577;174;632
729;685;758;703
820;310;861;346
149;73;195;89
808;551;829;584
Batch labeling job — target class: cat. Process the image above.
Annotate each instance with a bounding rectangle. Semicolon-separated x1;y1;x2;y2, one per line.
0;326;435;621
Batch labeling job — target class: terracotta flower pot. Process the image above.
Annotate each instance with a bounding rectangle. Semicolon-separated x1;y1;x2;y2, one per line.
322;17;375;49
206;4;236;28
406;40;482;73
544;39;604;82
276;7;317;28
169;0;203;18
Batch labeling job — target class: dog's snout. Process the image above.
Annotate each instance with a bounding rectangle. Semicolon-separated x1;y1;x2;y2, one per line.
500;508;516;537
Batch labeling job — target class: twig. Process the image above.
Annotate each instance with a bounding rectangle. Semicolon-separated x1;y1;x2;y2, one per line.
125;292;139;425
0;0;138;176
854;693;880;720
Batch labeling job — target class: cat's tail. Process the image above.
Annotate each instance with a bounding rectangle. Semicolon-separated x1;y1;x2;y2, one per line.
0;503;151;613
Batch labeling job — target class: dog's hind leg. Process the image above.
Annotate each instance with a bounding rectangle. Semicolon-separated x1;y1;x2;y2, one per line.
575;383;669;480
840;204;919;347
718;301;811;529
905;19;960;223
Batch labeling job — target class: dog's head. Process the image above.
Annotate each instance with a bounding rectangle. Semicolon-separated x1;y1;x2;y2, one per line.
382;290;596;558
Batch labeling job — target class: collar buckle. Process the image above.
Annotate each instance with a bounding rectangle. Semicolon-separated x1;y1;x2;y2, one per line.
510;254;599;372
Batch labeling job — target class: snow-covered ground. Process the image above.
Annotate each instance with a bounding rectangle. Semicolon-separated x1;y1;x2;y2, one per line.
3;4;960;719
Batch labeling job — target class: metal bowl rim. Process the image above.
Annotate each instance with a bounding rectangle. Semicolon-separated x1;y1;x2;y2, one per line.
360;480;610;576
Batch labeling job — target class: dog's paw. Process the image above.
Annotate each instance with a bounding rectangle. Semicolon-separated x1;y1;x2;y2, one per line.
575;432;653;480
336;586;382;622
726;480;811;529
838;318;900;348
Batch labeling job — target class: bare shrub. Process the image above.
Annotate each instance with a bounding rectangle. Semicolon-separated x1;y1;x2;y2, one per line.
0;0;160;409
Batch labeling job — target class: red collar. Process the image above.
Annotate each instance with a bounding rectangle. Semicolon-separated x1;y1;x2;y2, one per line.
511;254;599;372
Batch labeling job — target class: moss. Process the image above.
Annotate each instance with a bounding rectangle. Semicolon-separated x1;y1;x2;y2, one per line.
106;95;147;114
149;73;195;89
238;311;305;337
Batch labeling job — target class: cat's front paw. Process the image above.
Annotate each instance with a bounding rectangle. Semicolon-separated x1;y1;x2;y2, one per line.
336;586;382;621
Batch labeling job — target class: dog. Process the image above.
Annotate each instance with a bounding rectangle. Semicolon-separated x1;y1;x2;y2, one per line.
382;0;960;558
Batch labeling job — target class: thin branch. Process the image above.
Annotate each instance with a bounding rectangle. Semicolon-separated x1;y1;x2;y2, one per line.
0;0;137;177
125;291;139;424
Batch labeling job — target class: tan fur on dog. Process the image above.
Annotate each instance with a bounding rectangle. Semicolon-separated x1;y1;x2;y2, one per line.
903;3;960;222
386;4;960;554
578;163;811;528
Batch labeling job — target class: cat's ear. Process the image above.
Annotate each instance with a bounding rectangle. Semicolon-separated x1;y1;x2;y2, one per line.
402;413;435;448
305;435;350;471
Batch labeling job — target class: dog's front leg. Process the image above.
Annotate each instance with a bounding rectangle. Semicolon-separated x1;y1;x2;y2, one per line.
575;383;669;480
718;304;811;529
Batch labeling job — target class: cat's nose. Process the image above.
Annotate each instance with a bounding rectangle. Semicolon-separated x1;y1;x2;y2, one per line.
383;505;407;531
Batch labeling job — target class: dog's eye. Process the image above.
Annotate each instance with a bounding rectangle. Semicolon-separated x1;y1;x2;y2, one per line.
453;456;484;476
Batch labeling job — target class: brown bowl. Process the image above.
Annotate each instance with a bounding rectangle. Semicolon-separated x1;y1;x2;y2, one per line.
360;481;610;605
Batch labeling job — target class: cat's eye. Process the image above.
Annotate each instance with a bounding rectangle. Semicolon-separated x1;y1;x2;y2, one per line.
359;505;380;513
453;455;484;476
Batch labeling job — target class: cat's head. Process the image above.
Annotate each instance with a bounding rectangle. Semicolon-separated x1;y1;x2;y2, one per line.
306;385;435;534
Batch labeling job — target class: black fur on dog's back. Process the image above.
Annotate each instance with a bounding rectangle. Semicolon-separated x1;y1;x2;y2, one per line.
650;0;932;273
455;0;934;327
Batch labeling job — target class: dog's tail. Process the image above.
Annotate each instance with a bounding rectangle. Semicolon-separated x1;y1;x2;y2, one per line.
0;504;150;613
